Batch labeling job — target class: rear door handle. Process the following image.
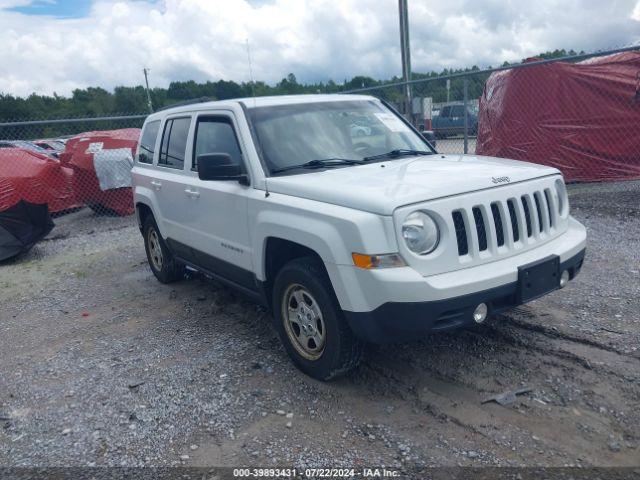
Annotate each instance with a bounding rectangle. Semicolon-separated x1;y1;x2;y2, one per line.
150;180;162;190
184;188;200;198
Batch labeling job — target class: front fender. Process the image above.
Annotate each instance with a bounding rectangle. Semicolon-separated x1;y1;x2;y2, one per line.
252;209;346;277
250;194;399;311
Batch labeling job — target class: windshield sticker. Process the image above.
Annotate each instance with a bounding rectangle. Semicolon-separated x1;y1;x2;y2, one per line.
374;113;411;133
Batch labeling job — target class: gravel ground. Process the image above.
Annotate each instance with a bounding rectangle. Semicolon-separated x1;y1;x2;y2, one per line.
0;182;638;476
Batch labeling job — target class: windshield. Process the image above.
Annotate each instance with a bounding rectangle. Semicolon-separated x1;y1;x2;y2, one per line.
246;100;434;175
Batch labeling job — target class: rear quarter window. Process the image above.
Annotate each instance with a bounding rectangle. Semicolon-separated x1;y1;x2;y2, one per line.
137;120;160;164
158;117;191;170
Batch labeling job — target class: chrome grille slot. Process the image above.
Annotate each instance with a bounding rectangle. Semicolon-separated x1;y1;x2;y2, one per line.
521;195;533;238
491;202;505;247
452;211;469;256
472;207;488;251
534;193;544;233
507;199;520;242
544;188;554;228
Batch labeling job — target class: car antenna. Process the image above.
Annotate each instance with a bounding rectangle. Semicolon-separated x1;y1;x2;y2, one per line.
244;38;269;197
246;39;257;108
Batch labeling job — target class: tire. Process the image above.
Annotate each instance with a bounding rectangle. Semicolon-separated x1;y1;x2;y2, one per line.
272;257;364;380
142;215;184;284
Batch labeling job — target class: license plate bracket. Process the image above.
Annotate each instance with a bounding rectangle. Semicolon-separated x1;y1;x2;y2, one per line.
518;255;560;303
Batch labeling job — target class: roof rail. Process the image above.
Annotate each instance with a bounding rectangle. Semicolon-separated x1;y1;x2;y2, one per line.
156;97;213;112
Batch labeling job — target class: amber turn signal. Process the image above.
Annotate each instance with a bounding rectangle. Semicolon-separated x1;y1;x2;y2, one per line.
352;252;406;269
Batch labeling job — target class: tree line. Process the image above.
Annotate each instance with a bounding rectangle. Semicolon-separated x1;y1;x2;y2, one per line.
0;49;582;122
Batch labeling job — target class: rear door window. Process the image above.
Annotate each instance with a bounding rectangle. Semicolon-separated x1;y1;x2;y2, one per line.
137;120;160;164
158;117;191;170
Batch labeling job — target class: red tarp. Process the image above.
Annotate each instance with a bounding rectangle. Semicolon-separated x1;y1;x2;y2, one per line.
59;128;140;216
476;51;640;182
0;148;78;213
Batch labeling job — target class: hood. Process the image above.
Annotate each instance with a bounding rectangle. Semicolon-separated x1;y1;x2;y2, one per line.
265;154;560;215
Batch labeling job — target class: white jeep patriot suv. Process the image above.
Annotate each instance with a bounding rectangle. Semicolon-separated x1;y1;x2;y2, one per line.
132;94;586;380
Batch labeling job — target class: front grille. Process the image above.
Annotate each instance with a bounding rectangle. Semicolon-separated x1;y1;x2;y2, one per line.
453;188;556;258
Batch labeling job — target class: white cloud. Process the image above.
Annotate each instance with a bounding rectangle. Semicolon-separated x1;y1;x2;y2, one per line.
0;0;639;97
633;0;640;20
0;0;31;7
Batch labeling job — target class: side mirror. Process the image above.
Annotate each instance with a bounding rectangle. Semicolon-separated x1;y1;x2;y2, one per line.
197;153;248;184
421;130;437;148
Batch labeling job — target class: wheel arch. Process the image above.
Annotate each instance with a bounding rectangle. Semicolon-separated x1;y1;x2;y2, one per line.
135;202;154;232
261;237;328;311
134;184;165;236
251;207;388;313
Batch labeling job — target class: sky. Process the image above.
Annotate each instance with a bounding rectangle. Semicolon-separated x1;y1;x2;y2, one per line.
0;0;639;97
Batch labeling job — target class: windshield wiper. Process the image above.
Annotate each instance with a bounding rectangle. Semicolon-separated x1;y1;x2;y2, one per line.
271;157;364;174
363;149;433;162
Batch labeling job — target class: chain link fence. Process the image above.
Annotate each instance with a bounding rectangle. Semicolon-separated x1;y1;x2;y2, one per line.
356;46;640;176
1;46;638;261
0;115;146;261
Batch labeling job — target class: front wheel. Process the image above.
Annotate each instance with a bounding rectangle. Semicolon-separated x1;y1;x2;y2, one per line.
272;257;364;380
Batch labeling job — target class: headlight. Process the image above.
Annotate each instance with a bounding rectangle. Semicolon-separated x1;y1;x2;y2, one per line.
555;178;568;216
402;211;440;255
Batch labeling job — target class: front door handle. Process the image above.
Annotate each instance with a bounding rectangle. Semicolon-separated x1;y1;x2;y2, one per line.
150;180;162;190
184;188;200;199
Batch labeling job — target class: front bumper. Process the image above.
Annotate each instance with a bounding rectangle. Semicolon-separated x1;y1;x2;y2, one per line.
343;248;585;344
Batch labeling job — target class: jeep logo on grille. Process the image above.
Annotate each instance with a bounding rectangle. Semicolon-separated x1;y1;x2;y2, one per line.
492;176;510;184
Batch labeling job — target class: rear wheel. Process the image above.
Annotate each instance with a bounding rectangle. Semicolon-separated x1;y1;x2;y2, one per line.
272;257;364;380
143;215;184;283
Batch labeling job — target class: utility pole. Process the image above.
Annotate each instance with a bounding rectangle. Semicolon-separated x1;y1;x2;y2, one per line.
143;68;153;113
398;0;412;122
463;78;469;154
